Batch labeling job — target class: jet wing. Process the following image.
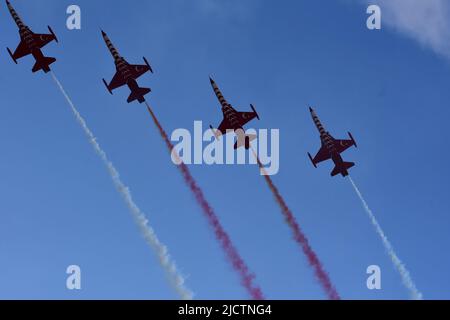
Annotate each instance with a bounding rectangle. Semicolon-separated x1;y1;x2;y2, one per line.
334;139;354;154
11;40;31;60
107;71;127;91
237;111;258;127
312;144;331;165
129;64;150;80
33;33;56;49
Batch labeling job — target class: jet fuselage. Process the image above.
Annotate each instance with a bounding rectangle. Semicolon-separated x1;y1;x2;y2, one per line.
210;78;244;133
103;32;134;85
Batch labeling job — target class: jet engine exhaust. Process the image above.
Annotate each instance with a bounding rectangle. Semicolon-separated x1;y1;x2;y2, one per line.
145;102;264;300
348;176;423;300
50;72;193;300
251;148;340;300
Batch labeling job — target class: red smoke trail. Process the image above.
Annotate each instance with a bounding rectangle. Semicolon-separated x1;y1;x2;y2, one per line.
252;149;340;300
145;103;264;300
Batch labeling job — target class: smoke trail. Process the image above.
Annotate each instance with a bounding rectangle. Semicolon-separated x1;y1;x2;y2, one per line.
50;72;193;300
251;149;340;300
348;176;423;300
145;102;264;300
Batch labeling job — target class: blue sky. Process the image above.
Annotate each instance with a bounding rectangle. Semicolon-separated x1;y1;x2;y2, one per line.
0;0;449;299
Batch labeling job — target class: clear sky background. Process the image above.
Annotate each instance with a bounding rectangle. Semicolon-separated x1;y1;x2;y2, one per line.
0;0;449;300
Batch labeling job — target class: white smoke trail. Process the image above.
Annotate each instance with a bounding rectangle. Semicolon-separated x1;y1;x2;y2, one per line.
50;72;193;300
348;176;422;300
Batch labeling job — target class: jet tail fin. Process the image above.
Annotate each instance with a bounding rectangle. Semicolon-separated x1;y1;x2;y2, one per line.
32;56;56;73
331;161;354;177
127;86;151;104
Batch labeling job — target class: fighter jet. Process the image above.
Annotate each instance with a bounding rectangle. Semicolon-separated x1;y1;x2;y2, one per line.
5;0;58;73
308;107;357;177
101;30;153;104
209;77;260;149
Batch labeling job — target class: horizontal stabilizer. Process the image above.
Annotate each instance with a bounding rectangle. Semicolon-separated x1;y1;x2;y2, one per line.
331;161;354;177
32;56;56;73
127;87;151;104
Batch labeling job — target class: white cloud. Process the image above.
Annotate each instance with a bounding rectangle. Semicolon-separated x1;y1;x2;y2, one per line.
367;0;450;59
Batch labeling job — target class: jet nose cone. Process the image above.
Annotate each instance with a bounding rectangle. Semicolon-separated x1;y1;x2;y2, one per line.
309;107;314;112
6;0;10;5
101;30;107;37
209;76;215;85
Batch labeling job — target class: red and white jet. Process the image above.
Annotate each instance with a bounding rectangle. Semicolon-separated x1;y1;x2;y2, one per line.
308;107;357;177
209;77;260;149
5;0;58;73
101;30;153;104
